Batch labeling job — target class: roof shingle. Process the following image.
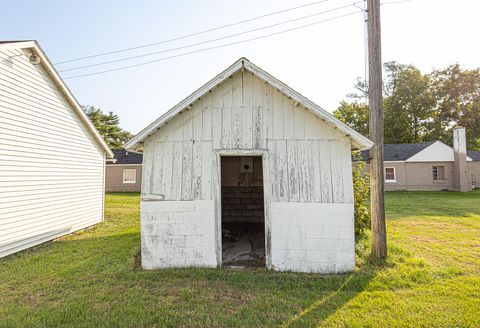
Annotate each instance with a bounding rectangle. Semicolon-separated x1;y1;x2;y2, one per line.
359;141;436;161
110;149;143;164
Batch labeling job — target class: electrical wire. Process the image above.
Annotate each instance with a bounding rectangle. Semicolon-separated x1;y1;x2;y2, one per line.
63;10;362;80
54;0;330;65
59;1;363;73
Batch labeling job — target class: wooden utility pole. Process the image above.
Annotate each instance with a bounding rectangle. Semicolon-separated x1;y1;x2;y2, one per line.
367;0;387;258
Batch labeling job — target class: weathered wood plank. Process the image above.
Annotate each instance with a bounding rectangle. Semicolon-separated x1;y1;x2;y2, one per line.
242;105;253;149
162;141;173;199
171;141;183;200
252;73;264;107
192;104;203;141
310;140;322;202
181;141;193;200
340;139;354;203
268;140;278;201
287;140;299;201
232;72;243;107
304;110;317;139
276;140;288;201
221;107;232;149
231;106;242;149
151;142;164;195
330;140;344;203
212;106;221;149
243;71;254;109
253;105;263;149
294;106;305;140
284;97;295;140
318;140;333;203
272;89;284;140
191;140;203;199
263;83;273;142
201;142;212;200
297;140;309;202
183;110;193;141
202;106;212;141
141;140;154;194
222;78;233;107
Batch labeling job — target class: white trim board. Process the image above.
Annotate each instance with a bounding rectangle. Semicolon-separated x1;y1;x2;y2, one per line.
0;41;113;158
125;58;373;152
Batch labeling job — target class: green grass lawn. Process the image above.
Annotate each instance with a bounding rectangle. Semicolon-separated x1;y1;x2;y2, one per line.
1;191;479;327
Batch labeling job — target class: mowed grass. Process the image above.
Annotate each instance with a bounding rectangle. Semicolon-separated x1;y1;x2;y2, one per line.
0;191;479;327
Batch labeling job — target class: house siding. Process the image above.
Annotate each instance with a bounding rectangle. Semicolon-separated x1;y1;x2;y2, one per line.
140;71;355;273
367;161;459;191
105;164;142;192
470;162;480;189
0;48;105;258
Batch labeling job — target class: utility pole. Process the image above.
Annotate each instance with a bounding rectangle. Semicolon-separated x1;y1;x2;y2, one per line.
367;0;387;258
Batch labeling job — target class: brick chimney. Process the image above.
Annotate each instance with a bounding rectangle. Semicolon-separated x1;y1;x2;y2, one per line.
453;127;471;192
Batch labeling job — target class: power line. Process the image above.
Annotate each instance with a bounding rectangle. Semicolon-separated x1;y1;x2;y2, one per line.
59;2;363;73
63;10;362;80
54;0;330;65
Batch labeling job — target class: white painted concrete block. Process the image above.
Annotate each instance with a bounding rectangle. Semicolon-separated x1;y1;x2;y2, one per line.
141;200;217;269
270;201;354;273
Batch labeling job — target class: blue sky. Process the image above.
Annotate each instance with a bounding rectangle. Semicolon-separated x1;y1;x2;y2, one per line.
2;0;479;133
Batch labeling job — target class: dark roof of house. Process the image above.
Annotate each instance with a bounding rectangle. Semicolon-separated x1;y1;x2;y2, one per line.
468;150;480;161
358;141;436;161
110;149;143;164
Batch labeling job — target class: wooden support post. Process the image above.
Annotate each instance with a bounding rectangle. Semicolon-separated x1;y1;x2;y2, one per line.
368;0;387;258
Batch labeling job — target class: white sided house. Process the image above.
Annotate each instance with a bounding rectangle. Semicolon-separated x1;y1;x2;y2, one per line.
0;41;113;258
126;58;372;273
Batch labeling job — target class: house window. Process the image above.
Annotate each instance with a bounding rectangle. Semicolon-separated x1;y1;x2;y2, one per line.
385;167;396;182
123;168;136;184
432;166;445;181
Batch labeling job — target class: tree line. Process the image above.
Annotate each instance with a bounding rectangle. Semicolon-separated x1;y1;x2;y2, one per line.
334;62;480;150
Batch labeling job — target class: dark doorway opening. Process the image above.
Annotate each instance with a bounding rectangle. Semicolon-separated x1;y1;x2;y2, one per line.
221;156;265;267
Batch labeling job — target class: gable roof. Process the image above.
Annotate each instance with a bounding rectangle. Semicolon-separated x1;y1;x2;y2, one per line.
108;149;143;164
124;58;373;152
0;40;113;158
468;150;480;161
359;140;476;162
359;141;435;161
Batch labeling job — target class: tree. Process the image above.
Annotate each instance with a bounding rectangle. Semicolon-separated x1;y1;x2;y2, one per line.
335;62;480;150
428;64;480;150
82;106;134;149
383;62;434;144
334;101;369;137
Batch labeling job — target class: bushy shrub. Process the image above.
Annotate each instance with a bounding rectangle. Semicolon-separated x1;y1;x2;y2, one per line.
352;153;371;241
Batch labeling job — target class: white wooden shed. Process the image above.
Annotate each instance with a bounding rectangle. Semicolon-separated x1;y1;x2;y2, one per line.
125;58;372;273
0;41;113;258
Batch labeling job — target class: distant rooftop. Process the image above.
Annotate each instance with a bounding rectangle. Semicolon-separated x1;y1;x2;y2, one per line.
467;150;480;161
109;149;143;165
359;141;436;161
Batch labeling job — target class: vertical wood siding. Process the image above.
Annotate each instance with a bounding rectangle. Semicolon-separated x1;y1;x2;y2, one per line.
142;71;353;203
0;48;105;258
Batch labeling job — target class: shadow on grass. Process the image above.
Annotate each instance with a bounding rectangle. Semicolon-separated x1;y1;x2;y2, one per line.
1;226;388;327
279;259;387;327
